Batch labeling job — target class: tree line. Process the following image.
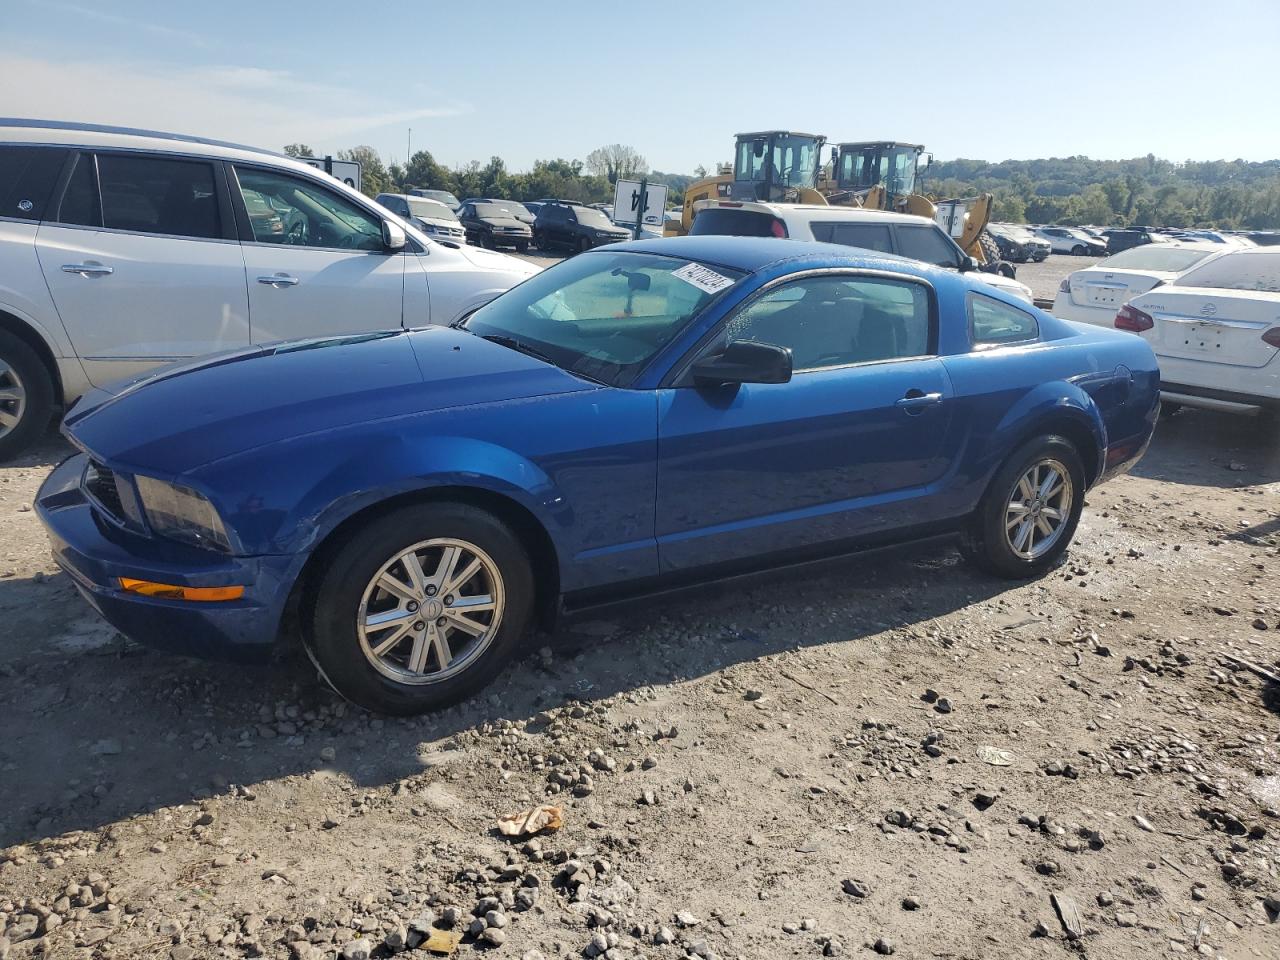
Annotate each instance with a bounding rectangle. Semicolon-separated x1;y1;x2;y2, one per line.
285;142;1280;230
283;143;695;209
924;155;1280;229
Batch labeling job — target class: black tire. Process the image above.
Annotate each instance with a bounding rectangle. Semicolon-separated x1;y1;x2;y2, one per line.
978;231;1001;267
962;435;1086;579
0;329;55;462
578;235;592;254
516;242;529;253
1160;401;1182;418
1071;244;1086;256
306;503;534;715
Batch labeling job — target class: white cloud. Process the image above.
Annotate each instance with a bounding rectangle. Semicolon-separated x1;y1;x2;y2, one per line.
0;55;469;154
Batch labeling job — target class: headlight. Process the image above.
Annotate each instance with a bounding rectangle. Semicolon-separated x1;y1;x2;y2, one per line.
135;475;232;552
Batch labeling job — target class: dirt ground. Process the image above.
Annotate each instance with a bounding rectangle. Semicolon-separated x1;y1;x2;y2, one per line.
2;403;1279;960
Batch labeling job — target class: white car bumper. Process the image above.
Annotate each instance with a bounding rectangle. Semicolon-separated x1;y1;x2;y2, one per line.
1051;295;1118;328
1157;353;1280;413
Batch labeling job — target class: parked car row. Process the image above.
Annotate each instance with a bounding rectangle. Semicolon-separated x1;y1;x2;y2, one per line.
1053;242;1280;416
0;120;539;459
987;224;1051;263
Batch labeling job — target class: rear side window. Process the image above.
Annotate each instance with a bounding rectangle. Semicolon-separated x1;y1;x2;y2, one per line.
0;145;69;221
690;208;786;238
97;154;221;239
969;293;1038;344
896;225;961;268
810;221;893;254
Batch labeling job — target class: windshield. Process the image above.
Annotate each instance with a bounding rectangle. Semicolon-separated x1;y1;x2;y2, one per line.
464;252;745;387
407;198;458;222
735;135;819;188
1172;250;1280;292
1099;246;1214;272
420;190;459;207
474;202;515;218
495;202;532;219
575;208;613;228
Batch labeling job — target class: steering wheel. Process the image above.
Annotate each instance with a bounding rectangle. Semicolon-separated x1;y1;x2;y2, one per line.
286;220;308;245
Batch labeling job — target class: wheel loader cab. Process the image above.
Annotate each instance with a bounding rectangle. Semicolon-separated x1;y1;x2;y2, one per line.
834;142;926;202
727;131;826;202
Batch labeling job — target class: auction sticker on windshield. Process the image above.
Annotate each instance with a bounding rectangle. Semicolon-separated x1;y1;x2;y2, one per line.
672;262;736;295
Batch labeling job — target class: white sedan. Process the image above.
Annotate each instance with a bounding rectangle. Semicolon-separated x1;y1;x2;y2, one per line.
1117;247;1280;415
1052;243;1222;328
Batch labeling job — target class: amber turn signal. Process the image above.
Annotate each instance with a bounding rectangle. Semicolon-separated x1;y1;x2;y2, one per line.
118;578;244;602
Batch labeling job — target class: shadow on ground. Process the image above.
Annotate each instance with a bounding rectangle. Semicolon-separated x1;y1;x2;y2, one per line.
0;541;1004;849
1132;406;1280;488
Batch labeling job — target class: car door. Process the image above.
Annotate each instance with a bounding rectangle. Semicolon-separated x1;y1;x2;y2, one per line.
656;272;954;572
34;150;250;386
230;164;406;343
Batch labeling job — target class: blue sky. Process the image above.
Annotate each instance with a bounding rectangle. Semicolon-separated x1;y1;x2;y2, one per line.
5;0;1279;172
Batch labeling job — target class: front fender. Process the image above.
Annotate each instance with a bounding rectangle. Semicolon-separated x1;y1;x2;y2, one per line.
204;427;563;559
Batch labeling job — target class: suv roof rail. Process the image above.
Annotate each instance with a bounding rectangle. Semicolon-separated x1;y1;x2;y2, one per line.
0;117;282;158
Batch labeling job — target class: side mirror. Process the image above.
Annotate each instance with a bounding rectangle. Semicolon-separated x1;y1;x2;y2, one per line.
382;219;407;251
919;152;934;172
959;255;980;273
693;340;792;387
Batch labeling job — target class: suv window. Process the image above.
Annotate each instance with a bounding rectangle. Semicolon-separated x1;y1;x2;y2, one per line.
969;293;1038;344
235;167;383;251
810;222;893;254
896;225;961;268
0;145;69;221
58;153;100;226
690;208;786;238
724;275;932;370
94;154;221;239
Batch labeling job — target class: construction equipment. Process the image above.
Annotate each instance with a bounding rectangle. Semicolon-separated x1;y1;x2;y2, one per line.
666;131;828;237
822;141;996;263
669;133;998;265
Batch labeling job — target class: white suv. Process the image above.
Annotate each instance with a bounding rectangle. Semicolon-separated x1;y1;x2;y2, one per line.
690;200;1033;304
0;120;540;458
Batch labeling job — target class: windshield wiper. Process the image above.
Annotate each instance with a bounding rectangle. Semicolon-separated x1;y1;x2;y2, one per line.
478;334;558;366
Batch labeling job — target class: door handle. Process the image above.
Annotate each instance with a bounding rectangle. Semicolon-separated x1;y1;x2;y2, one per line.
257;273;299;287
61;263;113;277
895;390;943;414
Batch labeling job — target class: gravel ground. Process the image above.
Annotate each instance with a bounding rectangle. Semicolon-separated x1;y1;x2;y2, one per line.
1;404;1279;960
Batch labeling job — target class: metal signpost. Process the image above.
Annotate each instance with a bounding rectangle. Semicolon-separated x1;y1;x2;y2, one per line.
614;178;669;240
303;156;362;193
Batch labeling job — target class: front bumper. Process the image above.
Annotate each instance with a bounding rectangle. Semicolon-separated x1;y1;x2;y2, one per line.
35;453;294;662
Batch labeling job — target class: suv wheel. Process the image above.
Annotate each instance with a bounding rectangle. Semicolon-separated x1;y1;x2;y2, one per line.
305;503;534;715
578;236;592;254
962;435;1085;579
1071;244;1086;256
0;329;54;461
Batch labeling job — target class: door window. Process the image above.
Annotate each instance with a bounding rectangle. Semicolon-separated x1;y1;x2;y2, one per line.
809;222;893;254
0;145;69;221
895;225;961;268
968;293;1038;344
235;167;383;251
723;275;932;370
96;154;221;239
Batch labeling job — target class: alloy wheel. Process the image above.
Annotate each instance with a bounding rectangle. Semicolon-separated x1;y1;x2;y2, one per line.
356;538;505;684
1004;459;1073;560
0;359;27;440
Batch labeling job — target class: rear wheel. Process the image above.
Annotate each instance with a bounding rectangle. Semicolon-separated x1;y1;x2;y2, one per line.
306;503;534;715
0;329;54;462
978;231;1001;267
962;435;1085;579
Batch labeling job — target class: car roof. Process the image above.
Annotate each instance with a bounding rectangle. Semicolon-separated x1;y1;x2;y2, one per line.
696;199;932;227
607;235;940;277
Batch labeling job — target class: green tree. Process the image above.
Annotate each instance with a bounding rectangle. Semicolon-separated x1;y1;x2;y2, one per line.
283;144;315;158
337;145;389;197
585;144;648;184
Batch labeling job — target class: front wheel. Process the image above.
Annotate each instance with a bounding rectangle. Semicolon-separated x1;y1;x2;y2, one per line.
1071;245;1086;256
962;435;1085;579
516;241;529;253
578;236;592;254
306;503;534;715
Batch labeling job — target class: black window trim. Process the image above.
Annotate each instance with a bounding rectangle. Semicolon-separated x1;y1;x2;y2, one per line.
47;147;238;243
966;290;1040;349
228;161;397;256
664;267;940;387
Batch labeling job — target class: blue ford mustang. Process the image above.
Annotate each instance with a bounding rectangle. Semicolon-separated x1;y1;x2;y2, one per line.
36;237;1158;714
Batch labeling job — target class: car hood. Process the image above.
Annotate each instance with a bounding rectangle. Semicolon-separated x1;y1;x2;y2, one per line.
445;242;541;275
479;216;530;230
64;328;593;477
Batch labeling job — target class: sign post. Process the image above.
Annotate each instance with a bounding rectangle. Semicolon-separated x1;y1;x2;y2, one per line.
614;178;669;240
302;156;362;193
